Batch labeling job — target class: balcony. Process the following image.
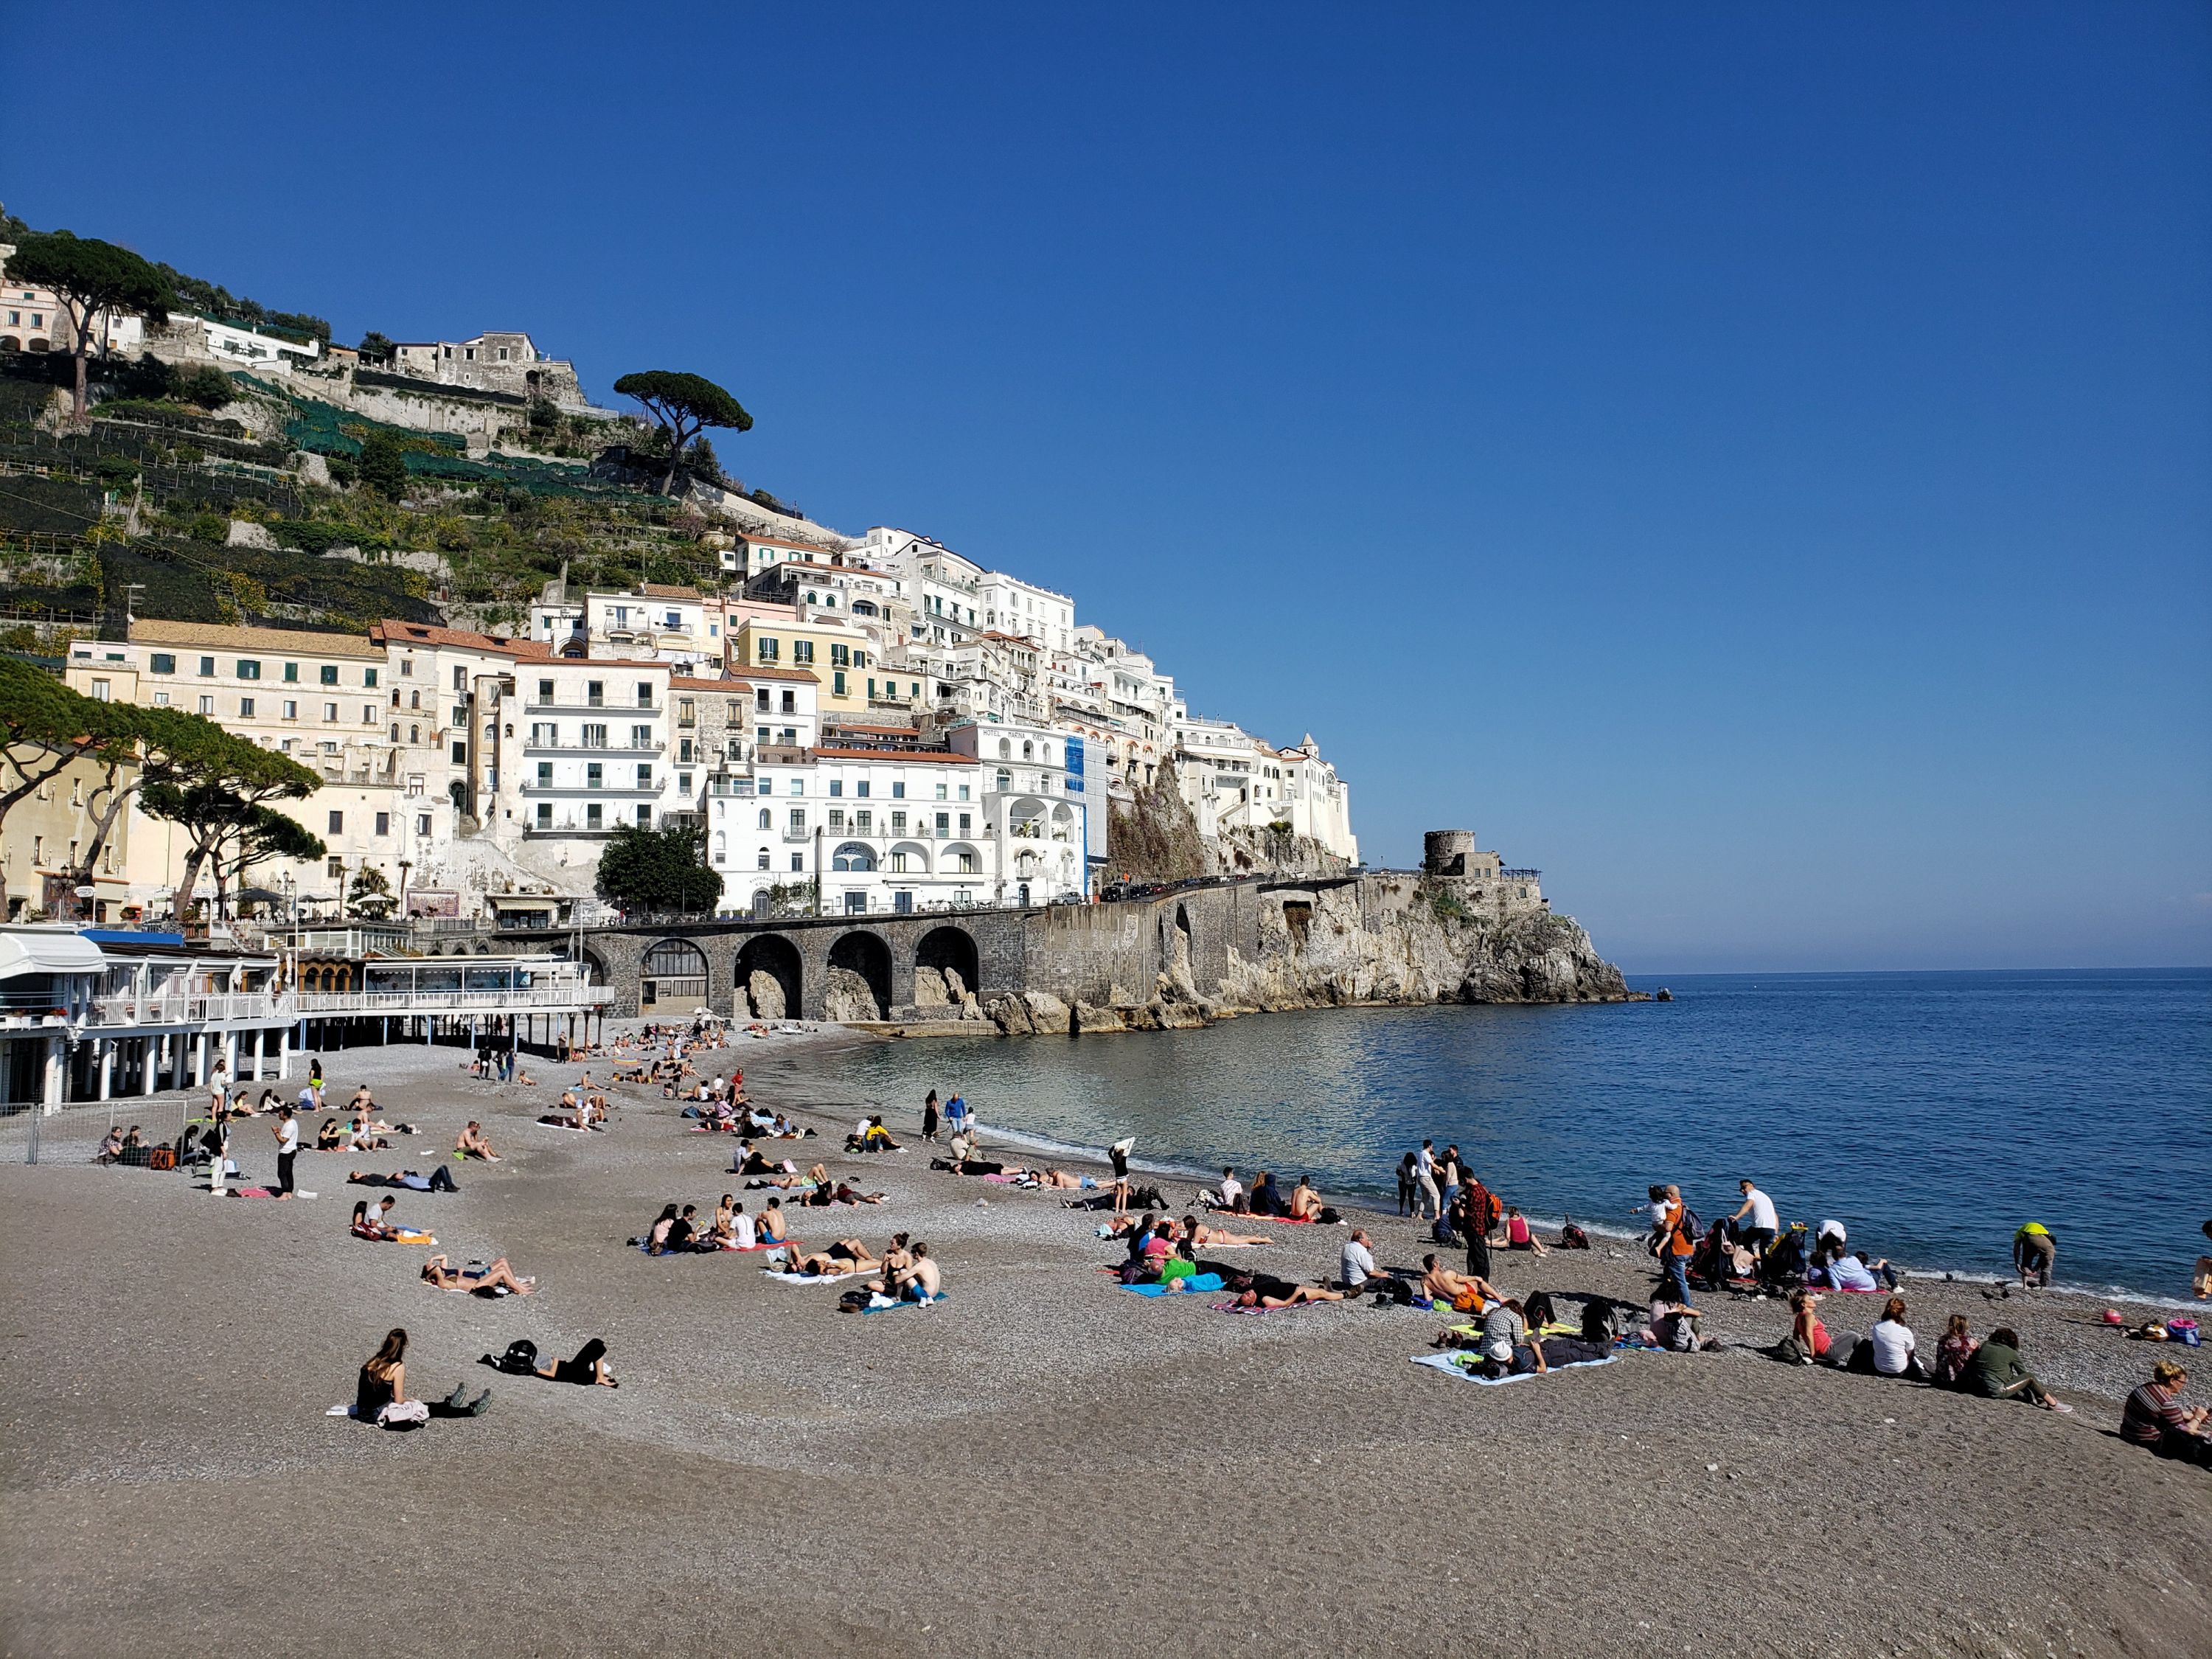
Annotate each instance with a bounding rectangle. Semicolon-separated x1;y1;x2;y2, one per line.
520;779;666;796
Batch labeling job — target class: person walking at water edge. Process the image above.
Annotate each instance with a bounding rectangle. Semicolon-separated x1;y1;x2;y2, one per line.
922;1091;939;1143
1731;1179;1778;1259
2013;1222;2055;1288
1415;1140;1439;1220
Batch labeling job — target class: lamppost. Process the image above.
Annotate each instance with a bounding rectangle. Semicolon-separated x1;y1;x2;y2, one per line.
397;858;413;919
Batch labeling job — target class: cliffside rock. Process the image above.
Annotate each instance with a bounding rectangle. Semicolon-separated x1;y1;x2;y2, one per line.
744;969;786;1020
1020;991;1072;1034
823;966;885;1022
1220;882;1629;1010
1071;1001;1127;1034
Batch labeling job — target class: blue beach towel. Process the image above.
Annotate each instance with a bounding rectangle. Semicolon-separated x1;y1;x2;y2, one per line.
1409;1352;1618;1386
860;1291;948;1314
1121;1273;1225;1297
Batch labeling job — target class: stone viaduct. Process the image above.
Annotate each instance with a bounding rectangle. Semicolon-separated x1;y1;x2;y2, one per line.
572;874;1374;1022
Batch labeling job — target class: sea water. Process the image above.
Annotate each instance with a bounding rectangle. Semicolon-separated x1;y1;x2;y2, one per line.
823;967;2212;1301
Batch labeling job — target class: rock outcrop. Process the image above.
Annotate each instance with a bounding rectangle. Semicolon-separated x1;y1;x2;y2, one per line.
1221;880;1629;1010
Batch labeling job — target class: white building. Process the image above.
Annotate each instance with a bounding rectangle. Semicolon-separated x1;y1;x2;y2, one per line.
946;720;1095;902
504;658;673;840
191;317;321;369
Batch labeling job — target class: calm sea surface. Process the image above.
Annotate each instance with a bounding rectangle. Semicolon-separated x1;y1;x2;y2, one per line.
824;969;2212;1300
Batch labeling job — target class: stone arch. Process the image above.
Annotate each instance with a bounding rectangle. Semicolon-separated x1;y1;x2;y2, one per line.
886;840;930;875
734;933;800;1020
913;925;978;1011
831;841;876;872
825;930;891;1021
640;937;708;1009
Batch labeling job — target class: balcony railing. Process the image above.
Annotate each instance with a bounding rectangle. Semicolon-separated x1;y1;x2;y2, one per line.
86;992;296;1028
296;985;609;1015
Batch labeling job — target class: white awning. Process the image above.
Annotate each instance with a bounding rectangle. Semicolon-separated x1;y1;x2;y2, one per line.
0;930;109;981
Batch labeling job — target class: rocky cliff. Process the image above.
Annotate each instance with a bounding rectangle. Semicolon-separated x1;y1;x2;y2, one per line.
1220;879;1630;1009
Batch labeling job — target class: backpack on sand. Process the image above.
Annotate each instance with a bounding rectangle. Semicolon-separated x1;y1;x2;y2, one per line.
482;1338;538;1375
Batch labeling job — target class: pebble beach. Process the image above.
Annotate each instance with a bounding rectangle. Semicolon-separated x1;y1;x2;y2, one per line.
2;1023;2206;1659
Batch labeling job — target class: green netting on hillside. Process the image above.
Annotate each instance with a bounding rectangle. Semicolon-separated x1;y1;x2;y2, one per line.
97;539;442;630
232;375;467;459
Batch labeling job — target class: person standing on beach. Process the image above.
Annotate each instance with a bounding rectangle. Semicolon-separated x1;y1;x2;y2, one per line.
271;1105;299;1200
1457;1180;1493;1281
2012;1222;2056;1288
1109;1138;1133;1214
1653;1184;1696;1307
1416;1140;1439;1220
922;1091;939;1142
1396;1153;1419;1217
946;1094;970;1142
1731;1180;1779;1259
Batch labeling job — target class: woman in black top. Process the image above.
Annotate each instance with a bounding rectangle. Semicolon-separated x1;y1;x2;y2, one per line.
922;1091;940;1141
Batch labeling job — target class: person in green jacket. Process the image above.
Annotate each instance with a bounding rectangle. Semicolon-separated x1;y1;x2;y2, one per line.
1968;1326;2073;1413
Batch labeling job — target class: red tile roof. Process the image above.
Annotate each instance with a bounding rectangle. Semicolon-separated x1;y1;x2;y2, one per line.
812;747;977;765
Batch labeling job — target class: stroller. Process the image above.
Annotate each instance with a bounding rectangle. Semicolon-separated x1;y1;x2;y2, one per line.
1758;1224;1813;1293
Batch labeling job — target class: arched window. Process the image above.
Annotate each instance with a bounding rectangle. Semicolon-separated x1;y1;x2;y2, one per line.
713;831;726;860
1021;740;1034;760
757;807;771;830
995;769;1012;793
831;842;876;872
998;738;1011;759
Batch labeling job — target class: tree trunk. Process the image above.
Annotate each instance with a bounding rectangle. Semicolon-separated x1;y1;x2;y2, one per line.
80;770;139;885
173;841;212;923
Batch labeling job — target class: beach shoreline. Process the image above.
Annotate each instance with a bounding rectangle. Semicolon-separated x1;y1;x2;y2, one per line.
2;1019;2205;1659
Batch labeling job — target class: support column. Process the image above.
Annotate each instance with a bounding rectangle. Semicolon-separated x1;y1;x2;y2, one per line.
142;1037;157;1096
193;1032;209;1091
249;1028;264;1082
223;1029;239;1082
97;1040;114;1102
43;1034;65;1112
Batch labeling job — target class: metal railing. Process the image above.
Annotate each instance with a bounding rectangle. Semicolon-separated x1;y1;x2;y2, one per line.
296;985;609;1015
88;992;296;1027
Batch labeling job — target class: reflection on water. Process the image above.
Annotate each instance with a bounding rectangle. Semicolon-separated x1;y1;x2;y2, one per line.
825;969;2212;1297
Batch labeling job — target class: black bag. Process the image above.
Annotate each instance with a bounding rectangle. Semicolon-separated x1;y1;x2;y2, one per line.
1318;1206;1342;1225
1560;1223;1590;1250
1580;1298;1623;1344
485;1338;538;1375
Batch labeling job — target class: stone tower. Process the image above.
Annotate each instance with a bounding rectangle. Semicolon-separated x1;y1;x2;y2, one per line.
1423;830;1475;877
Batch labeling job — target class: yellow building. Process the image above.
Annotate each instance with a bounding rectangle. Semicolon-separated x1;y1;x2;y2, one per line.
731;615;876;717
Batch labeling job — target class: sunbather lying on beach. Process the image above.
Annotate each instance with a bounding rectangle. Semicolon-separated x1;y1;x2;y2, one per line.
349;1168;458;1192
735;1144;799;1177
1228;1273;1345;1310
421;1254;536;1295
1182;1215;1272;1247
1419;1255;1496;1312
535;1338;619;1388
783;1240;878;1276
1039;1167;1092;1189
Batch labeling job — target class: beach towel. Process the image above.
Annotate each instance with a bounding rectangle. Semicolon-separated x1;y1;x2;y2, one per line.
1121;1273;1225;1297
226;1186;315;1199
762;1267;864;1285
1410;1352;1618;1386
860;1290;947;1313
717;1239;787;1253
1213;1209;1316;1225
1211;1298;1324;1315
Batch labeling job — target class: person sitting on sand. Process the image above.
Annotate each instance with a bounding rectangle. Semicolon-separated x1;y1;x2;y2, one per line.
1230;1273;1345;1310
349;1117;392;1152
1644;1297;1720;1352
2012;1222;2056;1289
1287;1176;1324;1222
785;1239;878;1277
1865;1295;1929;1378
352;1197;434;1244
1932;1313;1978;1388
357;1328;488;1426
1501;1206;1548;1256
2193;1219;2212;1301
421;1254;536;1295
349;1085;375;1113
96;1126;124;1164
863;1240;941;1302
1472;1295;1545;1377
455;1121;500;1161
1967;1326;2073;1412
2122;1360;2211;1464
1778;1288;1830;1364
735;1143;797;1178
1818;1242;1896;1293
712;1194;738;1245
638;1203;678;1253
757;1197;791;1245
535;1338;619;1388
1340;1229;1396;1295
316;1117;346;1150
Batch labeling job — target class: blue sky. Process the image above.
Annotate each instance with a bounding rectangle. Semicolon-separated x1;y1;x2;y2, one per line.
5;4;2207;971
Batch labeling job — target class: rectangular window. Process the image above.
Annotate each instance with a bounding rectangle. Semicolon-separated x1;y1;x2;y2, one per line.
283;661;299;683
866;678;877;699
935;812;950;834
582;724;607;748
678;738;694;764
936;782;948;800
636;764;652;788
855;782;870;799
450;741;466;765
234;659;260;681
959;813;972;832
829;779;843;797
586;763;604;788
536;762;552;787
891;782;906;799
828;809;845;831
198;695;214;714
779;728;796;745
328;857;344;877
586;804;603;830
891;811;907;834
637;683;653;708
636;804;651;826
538;678;554;703
676;771;691;793
417;813;431;835
678;698;695;724
631;724;651;748
586;681;605;706
958;785;970;801
240;696;255;717
327;810;344;834
830;644;849;667
757;637;779;662
832;670;846;697
793;640;814;664
536;803;553;830
150;653;175;675
791;853;804;872
194;655;214;677
363;704;375;723
374;812;390;836
788;777;804;796
154;691;170;706
855;810;873;832
788;808;806;832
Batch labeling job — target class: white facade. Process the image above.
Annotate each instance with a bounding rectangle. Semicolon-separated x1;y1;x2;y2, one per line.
192;316;321;368
947;720;1093;902
709;750;992;917
505;659;672;839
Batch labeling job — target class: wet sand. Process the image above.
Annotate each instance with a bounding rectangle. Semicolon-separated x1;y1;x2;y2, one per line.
1;1024;2206;1659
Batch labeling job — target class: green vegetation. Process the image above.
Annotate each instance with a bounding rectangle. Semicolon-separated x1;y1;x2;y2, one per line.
6;232;176;425
595;822;723;915
613;370;751;495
